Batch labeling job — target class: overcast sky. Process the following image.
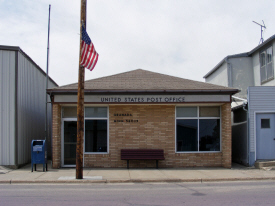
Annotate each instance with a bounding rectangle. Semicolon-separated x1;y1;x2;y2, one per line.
1;0;275;86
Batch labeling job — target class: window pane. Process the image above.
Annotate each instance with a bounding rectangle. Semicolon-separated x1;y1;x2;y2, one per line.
176;119;198;152
176;107;197;117
261;66;267;83
199;119;220;151
62;107;77;118
64;121;77;143
261;119;270;128
85;107;107;118
85;120;107;152
199;106;220;117
64;121;77;165
267;47;272;63
267;62;273;80
260;52;266;66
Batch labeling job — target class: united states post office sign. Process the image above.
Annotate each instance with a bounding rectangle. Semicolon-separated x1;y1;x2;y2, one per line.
54;94;230;103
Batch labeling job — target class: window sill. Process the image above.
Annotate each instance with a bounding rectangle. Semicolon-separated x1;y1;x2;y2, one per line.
261;77;274;85
175;151;221;154
84;152;109;155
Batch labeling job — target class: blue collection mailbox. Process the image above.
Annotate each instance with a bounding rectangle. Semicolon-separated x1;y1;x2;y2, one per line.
31;140;47;172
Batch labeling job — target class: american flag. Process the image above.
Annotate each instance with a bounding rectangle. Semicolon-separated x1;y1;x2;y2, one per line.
80;26;98;71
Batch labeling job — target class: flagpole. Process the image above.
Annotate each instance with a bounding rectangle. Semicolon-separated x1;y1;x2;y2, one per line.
76;0;86;179
45;5;51;141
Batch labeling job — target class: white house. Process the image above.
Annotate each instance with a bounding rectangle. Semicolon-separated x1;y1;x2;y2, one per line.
204;35;275;166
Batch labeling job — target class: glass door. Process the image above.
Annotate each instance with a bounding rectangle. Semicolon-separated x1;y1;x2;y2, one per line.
63;121;77;166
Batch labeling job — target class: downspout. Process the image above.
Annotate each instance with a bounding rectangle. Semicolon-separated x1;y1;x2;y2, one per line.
246;88;250;166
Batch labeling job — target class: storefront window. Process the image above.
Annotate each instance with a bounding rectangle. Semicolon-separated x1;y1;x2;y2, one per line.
85;107;108;153
62;106;108;157
176;106;220;152
176;119;198;152
199;119;220;151
85;120;107;152
85;107;107;118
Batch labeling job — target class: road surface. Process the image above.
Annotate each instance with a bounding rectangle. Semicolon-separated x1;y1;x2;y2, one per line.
0;180;274;205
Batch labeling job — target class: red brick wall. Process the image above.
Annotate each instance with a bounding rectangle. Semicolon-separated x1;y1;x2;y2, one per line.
52;103;232;168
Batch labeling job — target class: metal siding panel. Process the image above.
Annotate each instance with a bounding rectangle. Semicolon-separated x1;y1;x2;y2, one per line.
17;52;57;165
18;53;37;164
0;50;16;165
248;87;275;152
0;49;57;166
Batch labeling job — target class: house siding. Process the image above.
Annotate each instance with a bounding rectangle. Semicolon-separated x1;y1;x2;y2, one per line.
248;86;275;165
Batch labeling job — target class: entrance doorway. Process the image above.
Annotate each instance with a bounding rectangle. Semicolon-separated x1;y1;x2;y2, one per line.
63;121;77;166
256;113;275;160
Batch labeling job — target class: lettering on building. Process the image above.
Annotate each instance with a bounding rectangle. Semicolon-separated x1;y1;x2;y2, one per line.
101;96;185;103
113;113;138;123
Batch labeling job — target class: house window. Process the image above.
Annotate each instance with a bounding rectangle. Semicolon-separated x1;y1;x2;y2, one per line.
261;119;270;129
176;106;221;152
85;107;108;153
260;46;273;84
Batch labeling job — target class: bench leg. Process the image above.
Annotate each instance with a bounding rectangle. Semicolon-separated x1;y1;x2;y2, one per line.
127;160;129;169
156;160;158;169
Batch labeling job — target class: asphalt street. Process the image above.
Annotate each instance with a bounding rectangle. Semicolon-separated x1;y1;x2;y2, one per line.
1;180;275;206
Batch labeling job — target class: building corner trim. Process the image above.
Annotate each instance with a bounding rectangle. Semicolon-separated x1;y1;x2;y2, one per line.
14;51;18;167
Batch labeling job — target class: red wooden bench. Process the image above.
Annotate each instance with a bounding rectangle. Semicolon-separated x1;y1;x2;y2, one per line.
121;149;165;169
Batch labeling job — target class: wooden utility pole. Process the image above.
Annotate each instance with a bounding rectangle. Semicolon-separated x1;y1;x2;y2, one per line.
76;0;86;179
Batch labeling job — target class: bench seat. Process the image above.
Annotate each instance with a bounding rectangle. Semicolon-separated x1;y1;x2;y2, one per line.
121;149;165;169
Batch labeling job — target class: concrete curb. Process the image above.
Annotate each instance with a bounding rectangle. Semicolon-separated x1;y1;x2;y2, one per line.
1;177;275;184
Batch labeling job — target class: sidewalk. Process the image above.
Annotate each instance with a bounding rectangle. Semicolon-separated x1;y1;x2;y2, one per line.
1;163;275;184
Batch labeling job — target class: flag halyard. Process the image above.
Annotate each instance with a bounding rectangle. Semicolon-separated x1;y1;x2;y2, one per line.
80;26;98;71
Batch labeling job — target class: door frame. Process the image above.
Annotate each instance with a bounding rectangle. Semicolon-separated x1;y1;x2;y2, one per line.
61;118;80;167
254;111;275;162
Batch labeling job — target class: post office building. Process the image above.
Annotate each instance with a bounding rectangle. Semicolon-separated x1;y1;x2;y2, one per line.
47;69;238;168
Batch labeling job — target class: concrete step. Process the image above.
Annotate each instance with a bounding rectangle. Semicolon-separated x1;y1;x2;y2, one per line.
255;160;275;169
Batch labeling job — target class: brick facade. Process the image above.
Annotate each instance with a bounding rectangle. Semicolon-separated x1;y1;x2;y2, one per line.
52;103;232;168
221;103;232;168
52;104;61;168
